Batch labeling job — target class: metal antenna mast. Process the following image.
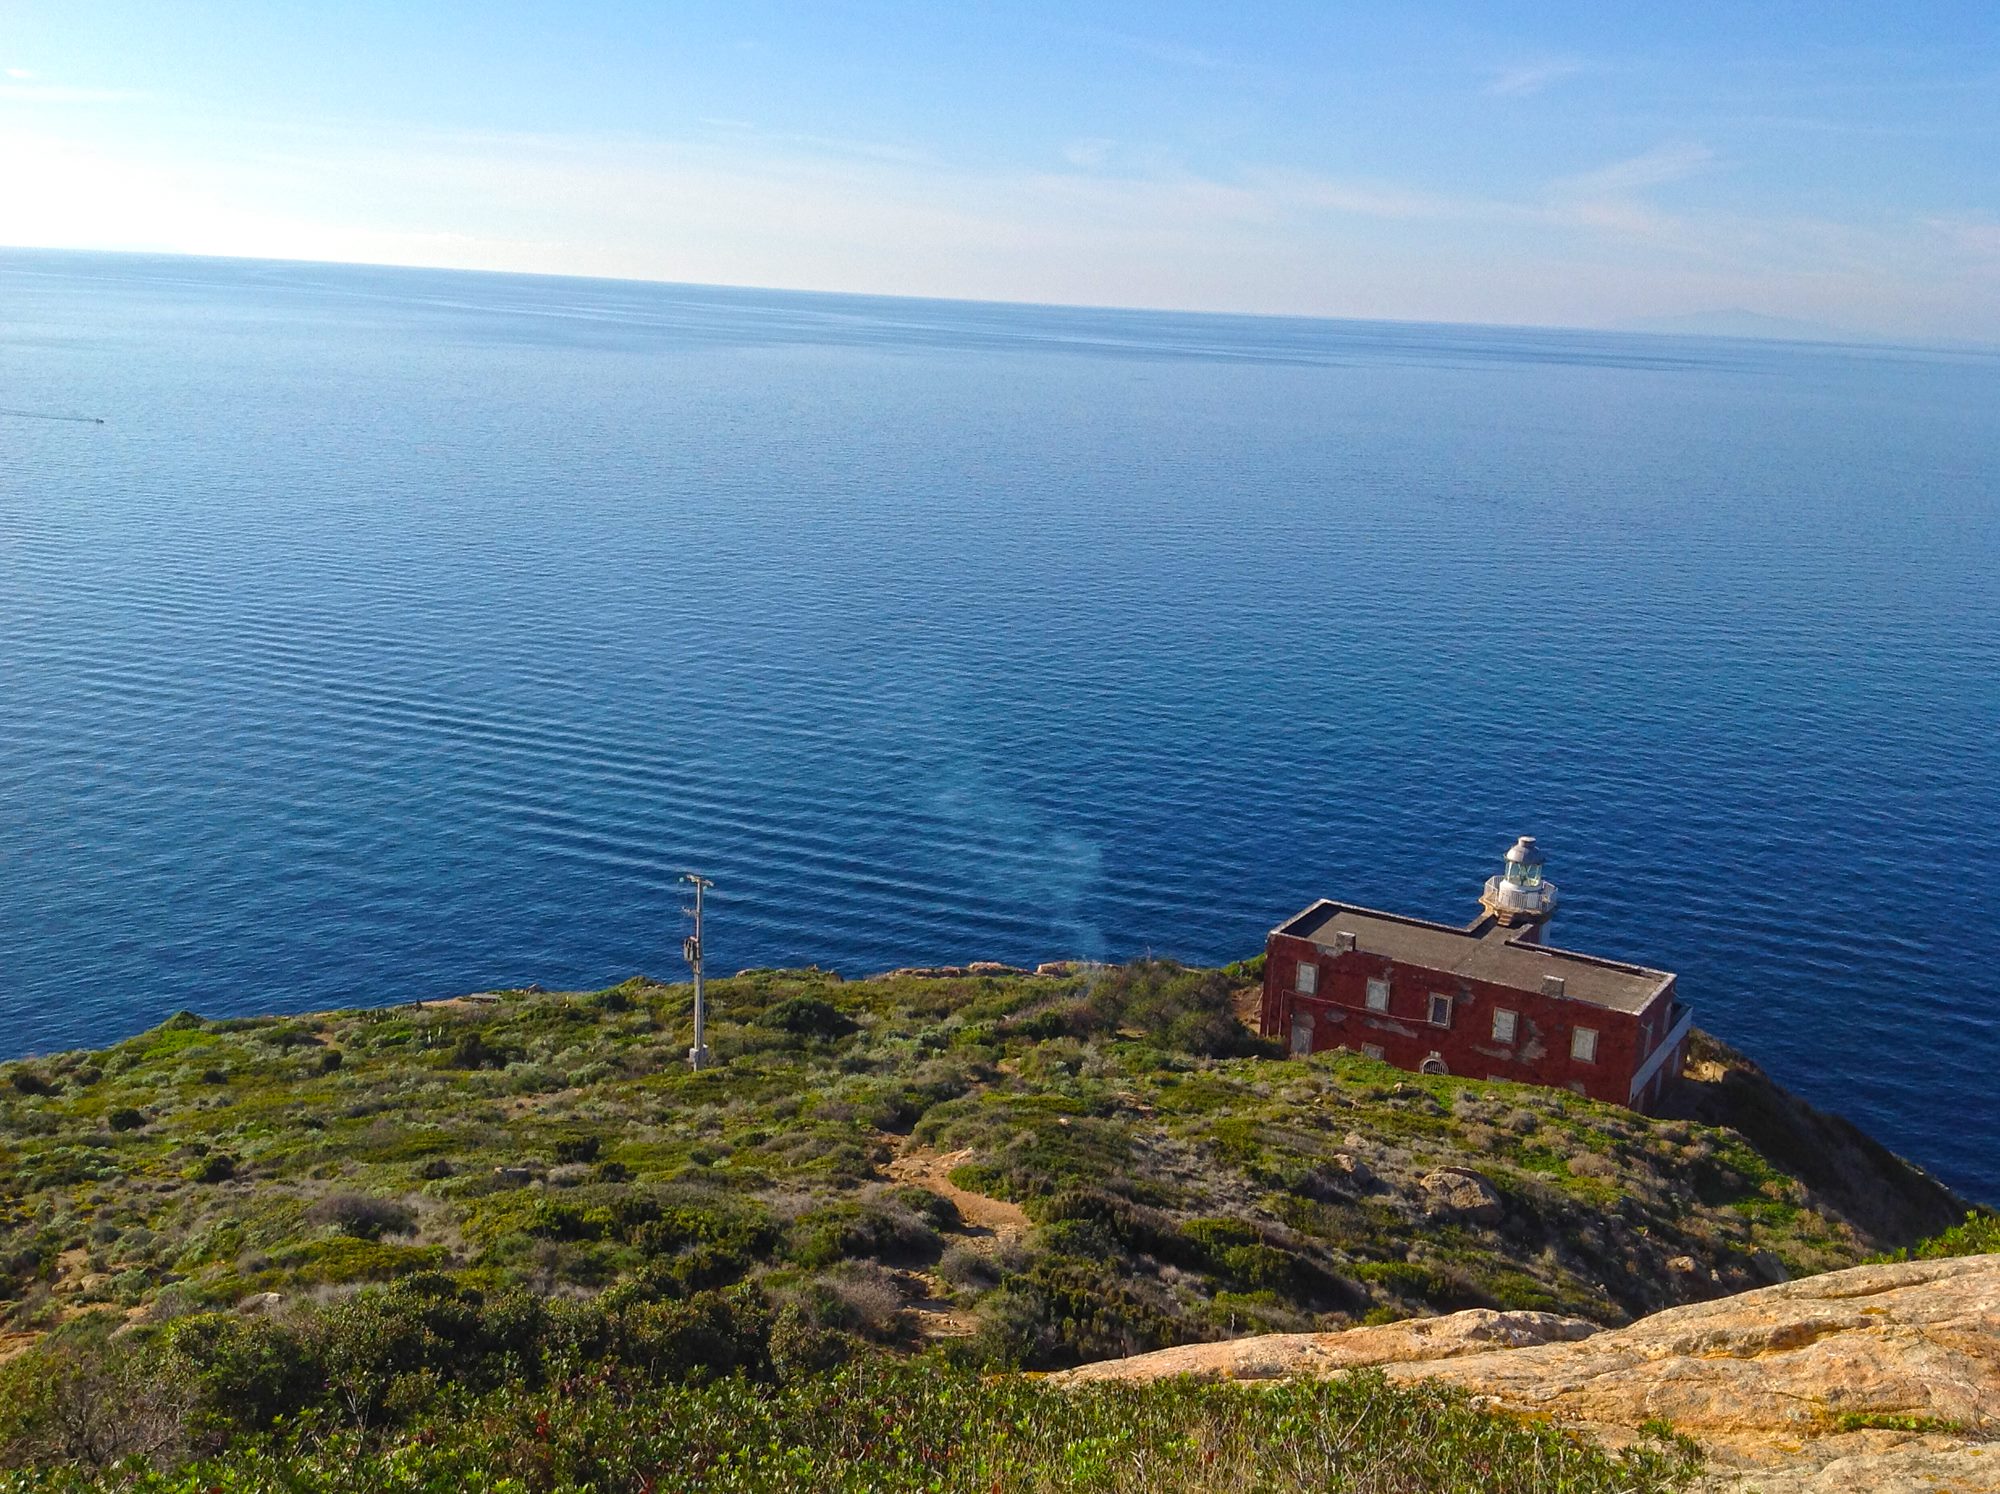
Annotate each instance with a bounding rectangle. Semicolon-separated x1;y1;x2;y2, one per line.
680;873;714;1071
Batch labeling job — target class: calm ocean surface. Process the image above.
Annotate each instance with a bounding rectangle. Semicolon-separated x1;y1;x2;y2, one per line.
3;250;1996;1201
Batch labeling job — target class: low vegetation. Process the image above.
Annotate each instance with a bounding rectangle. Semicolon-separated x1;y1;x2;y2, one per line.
0;1345;1704;1492
1868;1208;2000;1264
0;958;1967;1483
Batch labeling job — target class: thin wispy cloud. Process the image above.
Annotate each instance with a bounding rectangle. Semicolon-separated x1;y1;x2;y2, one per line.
1924;216;2000;263
1549;198;1684;241
684;117;933;166
1249;168;1480;223
1551;143;1715;198
1486;58;1588;98
1;47;1990;341
0;80;146;105
1061;138;1116;170
1093;28;1231;72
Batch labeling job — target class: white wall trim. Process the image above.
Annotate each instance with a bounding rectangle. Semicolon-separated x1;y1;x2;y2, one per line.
1628;1005;1694;1102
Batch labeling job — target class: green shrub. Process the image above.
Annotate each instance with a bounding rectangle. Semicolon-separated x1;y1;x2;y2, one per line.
939;1244;998;1290
262;1236;447;1287
303;1193;417;1241
525;1198;614;1242
183;1154;237;1184
164;1313;318;1437
0;1360;1703;1491
133;1272;773;1444
0;1318;192;1470
1871;1209;2000;1263
1352;1259;1484;1309
768;1302;857;1380
790;1200;940;1269
445;1030;517;1070
889;1186;960;1233
1068;961;1274;1059
763;997;858;1041
1179;1217;1261;1253
1216;1241;1311;1294
972;1255;1176;1369
1011;1008;1074;1042
624;1205;777;1295
545;1285;772;1386
552;1134;601;1165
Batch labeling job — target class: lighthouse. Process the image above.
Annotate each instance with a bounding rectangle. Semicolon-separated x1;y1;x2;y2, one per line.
1480;835;1557;940
1259;835;1689;1111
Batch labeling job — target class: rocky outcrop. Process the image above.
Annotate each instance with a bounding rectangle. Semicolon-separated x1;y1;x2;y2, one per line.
1418;1166;1504;1225
1666;1031;1966;1246
1056;1306;1597;1383
1055;1254;2000;1493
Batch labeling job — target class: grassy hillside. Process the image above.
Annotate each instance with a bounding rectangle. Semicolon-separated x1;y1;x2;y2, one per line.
0;961;1964;1366
0;959;1972;1485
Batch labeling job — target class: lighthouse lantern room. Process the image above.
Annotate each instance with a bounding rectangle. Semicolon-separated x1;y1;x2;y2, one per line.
1480;835;1557;934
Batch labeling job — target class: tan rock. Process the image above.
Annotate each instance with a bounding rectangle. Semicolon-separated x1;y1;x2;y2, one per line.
1054;1254;2000;1493
1419;1165;1504;1225
1055;1307;1597;1384
1329;1152;1375;1188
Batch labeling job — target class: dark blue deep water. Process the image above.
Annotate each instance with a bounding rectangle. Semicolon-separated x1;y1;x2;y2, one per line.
3;250;1996;1201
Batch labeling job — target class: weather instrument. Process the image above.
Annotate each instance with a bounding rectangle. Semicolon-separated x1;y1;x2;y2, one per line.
680;873;714;1071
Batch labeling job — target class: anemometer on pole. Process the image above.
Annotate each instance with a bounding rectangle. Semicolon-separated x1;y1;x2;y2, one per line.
681;872;714;1071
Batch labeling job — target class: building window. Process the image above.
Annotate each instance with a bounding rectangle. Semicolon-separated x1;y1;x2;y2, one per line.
1361;1043;1386;1060
1420;1054;1449;1076
1365;978;1390;1012
1296;961;1317;995
1492;1008;1518;1043
1571;1026;1599;1063
1428;993;1452;1027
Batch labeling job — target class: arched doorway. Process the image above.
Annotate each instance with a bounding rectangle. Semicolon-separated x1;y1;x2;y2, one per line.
1419;1054;1449;1076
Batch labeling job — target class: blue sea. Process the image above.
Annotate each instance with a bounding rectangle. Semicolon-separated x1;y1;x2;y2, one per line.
3;249;1996;1202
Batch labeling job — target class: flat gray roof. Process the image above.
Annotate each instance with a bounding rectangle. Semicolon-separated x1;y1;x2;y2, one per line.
1276;901;1673;1015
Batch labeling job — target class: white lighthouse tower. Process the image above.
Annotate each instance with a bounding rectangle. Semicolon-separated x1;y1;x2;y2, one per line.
1480;835;1557;940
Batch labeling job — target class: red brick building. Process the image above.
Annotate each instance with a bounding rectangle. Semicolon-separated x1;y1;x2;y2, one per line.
1259;838;1691;1112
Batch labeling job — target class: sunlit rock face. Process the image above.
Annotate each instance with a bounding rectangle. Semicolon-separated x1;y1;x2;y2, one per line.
1056;1254;2000;1493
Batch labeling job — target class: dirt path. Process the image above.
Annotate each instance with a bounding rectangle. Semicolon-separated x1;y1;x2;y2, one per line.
885;1144;1029;1248
882;1141;1032;1340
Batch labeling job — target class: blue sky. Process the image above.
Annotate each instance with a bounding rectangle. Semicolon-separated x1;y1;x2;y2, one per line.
2;2;1995;335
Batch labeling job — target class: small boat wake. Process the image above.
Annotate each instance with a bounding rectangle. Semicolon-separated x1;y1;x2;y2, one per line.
0;407;105;424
